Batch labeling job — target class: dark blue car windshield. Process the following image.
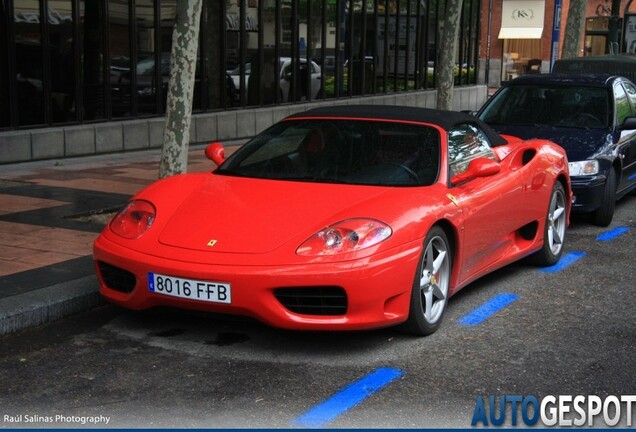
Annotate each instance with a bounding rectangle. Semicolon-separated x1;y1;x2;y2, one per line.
479;85;611;130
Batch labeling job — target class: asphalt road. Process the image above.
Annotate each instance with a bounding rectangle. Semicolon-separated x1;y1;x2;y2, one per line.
0;195;634;429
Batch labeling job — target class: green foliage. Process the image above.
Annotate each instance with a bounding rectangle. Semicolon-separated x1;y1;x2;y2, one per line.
321;65;475;97
453;66;475;85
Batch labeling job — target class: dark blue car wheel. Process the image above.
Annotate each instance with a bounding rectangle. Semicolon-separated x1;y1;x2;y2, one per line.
592;168;616;227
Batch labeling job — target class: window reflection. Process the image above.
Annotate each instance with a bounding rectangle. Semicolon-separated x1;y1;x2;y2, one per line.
160;1;176;113
81;0;105;120
49;0;75;123
448;124;496;177
0;1;9;127
136;0;158;115
14;1;45;125
3;0;480;129
202;1;228;110
109;0;131;117
226;0;244;104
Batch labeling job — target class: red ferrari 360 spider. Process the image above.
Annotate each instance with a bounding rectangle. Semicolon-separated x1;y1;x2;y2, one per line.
94;105;570;336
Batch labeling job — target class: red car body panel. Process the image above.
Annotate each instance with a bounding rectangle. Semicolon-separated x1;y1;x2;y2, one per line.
94;109;570;331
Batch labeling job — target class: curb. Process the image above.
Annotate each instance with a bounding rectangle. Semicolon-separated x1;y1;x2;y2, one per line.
0;275;104;336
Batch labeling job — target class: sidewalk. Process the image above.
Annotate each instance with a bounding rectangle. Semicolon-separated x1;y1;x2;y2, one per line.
0;144;233;336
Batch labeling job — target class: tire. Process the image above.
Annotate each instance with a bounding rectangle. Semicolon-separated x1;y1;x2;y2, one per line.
532;182;567;266
401;226;452;336
591;168;616;227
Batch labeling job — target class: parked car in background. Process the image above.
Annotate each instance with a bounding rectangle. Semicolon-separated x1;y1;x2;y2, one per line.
228;57;322;102
552;54;636;83
94;105;570;336
478;74;636;226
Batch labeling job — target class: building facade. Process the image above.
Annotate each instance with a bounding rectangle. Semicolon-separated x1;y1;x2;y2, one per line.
481;0;636;87
0;0;486;163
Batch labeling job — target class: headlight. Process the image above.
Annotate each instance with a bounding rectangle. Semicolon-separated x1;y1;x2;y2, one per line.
296;219;392;256
568;160;599;176
110;200;156;239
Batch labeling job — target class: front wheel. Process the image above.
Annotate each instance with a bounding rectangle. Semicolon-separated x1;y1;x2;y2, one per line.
591;168;616;227
401;226;452;336
531;182;567;266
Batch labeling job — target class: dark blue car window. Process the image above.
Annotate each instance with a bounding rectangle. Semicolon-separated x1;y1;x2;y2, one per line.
614;83;633;125
480;85;610;129
623;81;636;112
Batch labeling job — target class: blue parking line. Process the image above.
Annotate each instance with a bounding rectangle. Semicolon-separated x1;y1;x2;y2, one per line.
292;367;405;428
597;226;629;241
458;293;519;326
628;173;636;181
539;251;586;273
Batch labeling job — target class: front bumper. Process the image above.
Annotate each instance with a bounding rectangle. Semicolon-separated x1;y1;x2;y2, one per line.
570;174;606;213
93;235;421;331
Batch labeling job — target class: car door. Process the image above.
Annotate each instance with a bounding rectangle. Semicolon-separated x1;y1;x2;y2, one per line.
446;124;524;284
617;80;636;192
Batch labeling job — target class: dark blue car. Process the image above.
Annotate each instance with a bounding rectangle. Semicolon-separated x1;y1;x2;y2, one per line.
478;74;636;226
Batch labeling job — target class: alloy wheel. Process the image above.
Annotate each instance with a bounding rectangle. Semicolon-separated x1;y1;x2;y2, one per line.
419;235;451;324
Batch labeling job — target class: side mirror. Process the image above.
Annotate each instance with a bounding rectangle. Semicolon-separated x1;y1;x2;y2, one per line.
451;157;501;185
205;142;225;166
621;116;636;131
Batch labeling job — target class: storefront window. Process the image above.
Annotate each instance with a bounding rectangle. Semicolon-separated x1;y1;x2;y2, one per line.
136;0;158;115
226;0;245;104
585;16;610;56
458;0;477;85
502;39;542;82
1;0;480;130
0;1;10;128
426;0;437;88
201;1;228;110
159;1;176;112
49;1;76;123
245;0;264;106
109;0;131;117
258;1;280;106
14;1;45;126
81;0;105;121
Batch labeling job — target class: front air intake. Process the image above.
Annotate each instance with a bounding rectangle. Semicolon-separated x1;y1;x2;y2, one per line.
98;261;136;293
274;286;347;316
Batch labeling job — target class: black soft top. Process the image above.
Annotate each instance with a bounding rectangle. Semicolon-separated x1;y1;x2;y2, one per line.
286;104;508;146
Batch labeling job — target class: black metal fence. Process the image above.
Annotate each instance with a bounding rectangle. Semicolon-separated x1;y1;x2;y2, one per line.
0;0;480;130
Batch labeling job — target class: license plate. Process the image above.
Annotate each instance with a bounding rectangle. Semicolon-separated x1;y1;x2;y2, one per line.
148;272;231;304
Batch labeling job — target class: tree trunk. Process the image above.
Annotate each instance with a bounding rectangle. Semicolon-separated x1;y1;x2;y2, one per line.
159;0;203;179
561;0;586;59
436;0;464;111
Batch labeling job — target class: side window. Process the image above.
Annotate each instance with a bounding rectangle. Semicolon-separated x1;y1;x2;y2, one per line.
614;83;631;126
622;81;636;115
448;124;497;177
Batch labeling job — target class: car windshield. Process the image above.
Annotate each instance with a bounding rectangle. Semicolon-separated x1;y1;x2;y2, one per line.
216;119;440;186
479;84;611;129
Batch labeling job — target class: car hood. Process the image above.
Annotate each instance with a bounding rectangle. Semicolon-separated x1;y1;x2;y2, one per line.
158;174;389;254
488;124;614;162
